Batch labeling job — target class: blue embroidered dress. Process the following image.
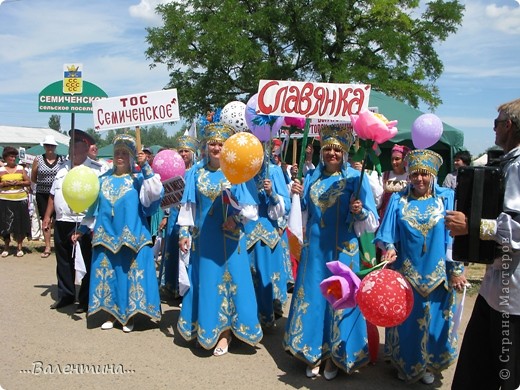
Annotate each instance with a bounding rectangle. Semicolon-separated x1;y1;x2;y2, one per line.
160;204;182;295
283;164;378;372
176;163;263;349
374;185;463;382
245;162;291;327
85;163;164;325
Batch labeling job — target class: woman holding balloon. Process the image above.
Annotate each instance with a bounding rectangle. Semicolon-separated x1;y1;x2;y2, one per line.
283;125;379;380
176;116;263;356
374;149;467;384
73;134;164;332
159;135;198;299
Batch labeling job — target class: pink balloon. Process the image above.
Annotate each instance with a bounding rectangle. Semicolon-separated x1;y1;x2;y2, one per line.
152;150;185;181
411;113;443;149
245;93;284;141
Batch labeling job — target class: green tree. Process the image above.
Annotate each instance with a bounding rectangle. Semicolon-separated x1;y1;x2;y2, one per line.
48;115;61;131
145;0;464;119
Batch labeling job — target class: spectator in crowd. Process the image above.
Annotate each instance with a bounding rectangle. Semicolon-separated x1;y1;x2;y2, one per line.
0;147;31;257
31;135;64;258
379;144;410;220
442;150;471;189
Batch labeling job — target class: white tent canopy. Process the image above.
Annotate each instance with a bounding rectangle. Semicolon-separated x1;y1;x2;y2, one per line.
472;154;488;166
0;126;70;149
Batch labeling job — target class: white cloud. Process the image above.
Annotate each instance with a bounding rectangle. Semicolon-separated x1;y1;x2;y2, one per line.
129;0;171;25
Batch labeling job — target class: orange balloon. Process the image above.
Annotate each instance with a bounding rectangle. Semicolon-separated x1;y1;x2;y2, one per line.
220;132;264;184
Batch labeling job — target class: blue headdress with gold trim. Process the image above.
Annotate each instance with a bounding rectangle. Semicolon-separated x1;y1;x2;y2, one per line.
176;135;199;153
198;108;235;144
405;149;443;177
320;124;355;152
113;134;137;159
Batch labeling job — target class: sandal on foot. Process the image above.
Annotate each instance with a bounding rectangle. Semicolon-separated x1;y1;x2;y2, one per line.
306;366;320;378
213;334;232;356
41;251;51;258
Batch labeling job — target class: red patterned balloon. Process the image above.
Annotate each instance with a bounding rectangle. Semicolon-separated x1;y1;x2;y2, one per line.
356;269;414;327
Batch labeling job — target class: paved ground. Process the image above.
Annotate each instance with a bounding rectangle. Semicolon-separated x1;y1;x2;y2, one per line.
0;241;477;390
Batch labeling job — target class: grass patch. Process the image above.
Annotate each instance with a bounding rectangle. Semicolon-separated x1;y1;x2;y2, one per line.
463;262;486;296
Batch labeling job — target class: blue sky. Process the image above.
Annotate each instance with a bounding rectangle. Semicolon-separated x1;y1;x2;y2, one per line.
1;0;519;156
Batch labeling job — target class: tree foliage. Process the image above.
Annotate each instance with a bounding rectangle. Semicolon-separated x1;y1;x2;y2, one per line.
145;0;464;119
86;125;182;149
48;115;61;132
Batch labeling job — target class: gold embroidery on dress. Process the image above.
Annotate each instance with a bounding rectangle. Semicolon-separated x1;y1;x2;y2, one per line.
197;167;230;202
90;256;115;312
310;176;346;228
128;259;147;314
101;175;134;216
93;225;151;253
400;258;446;297
400;196;444;253
246;222;280;249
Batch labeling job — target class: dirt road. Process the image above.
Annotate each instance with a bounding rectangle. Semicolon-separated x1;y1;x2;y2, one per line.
0;242;475;390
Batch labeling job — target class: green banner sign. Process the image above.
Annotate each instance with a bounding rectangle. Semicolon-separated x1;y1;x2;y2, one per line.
38;80;108;113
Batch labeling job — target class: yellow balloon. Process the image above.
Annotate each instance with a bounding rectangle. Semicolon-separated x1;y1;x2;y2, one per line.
220;132;263;184
62;166;100;213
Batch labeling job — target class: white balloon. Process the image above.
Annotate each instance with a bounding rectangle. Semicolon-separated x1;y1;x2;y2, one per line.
221;101;248;132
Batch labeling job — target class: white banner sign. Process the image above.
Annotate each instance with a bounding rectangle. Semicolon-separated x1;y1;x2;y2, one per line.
257;80;370;121
92;89;180;131
278;119;352;138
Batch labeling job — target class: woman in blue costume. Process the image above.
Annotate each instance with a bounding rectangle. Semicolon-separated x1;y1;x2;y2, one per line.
283;125;379;380
374;149;467;384
245;151;291;327
74;134;164;333
159;135;199;299
177;119;263;356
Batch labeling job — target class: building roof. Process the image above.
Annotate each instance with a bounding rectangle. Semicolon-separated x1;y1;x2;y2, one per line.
0;126;70;148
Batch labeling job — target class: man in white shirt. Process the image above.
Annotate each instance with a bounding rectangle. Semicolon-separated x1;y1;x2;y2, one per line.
43;129;104;313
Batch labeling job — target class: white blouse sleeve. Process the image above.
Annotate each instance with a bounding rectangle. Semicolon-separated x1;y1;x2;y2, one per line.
139;174;163;207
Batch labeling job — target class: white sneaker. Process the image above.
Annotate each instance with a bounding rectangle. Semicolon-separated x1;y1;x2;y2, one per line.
101;320;114;330
122;319;134;333
421;371;435;385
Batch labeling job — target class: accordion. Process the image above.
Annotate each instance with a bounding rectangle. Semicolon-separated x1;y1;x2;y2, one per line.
452;166;504;264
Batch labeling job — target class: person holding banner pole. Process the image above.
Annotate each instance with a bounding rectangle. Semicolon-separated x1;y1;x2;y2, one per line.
283;124;378;380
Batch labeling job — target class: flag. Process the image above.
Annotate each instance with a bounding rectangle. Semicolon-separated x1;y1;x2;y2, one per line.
287;193;303;261
222;187;240;209
73;241;87;284
184;120;197;138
